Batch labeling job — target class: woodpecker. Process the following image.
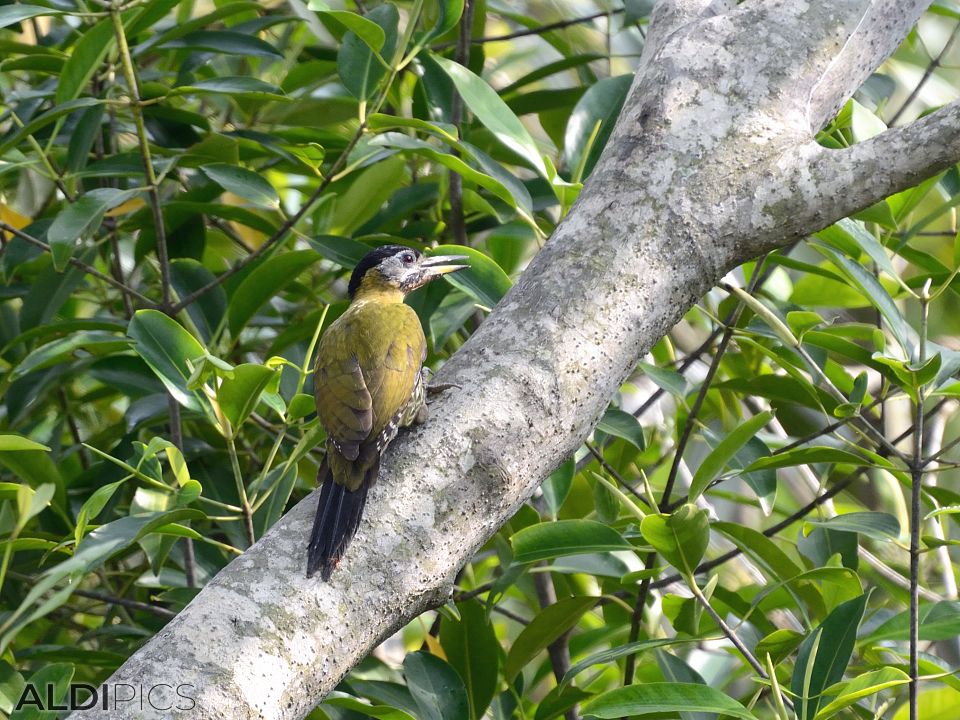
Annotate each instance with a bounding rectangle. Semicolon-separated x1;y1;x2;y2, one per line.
306;245;468;579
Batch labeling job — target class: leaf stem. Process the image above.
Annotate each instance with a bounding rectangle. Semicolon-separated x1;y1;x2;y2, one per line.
685;575;773;687
226;433;256;546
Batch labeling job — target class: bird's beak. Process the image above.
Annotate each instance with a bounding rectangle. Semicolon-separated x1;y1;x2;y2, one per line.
421;254;469;278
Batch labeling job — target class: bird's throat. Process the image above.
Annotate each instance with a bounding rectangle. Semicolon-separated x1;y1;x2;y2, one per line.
351;277;406;304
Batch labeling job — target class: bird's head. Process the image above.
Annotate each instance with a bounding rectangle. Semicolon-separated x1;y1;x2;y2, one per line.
348;245;468;300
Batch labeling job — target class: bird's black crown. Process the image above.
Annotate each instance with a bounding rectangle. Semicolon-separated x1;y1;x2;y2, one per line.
348;245;421;298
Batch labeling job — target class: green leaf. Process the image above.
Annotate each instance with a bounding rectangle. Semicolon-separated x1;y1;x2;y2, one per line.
581;683;757;719
338;4;398;100
324;695;416;720
712;522;803;581
563;75;632;181
0;435;51;452
814;667;911;719
806;512;900;541
596;407;645;449
511;520;633;564
0;660;25;715
755;629;805;665
173;76;286;99
161;30;283;58
170;259;227;342
14;663;74;720
892;688;960;720
731;436;777;515
562;637;705;687
541;459;574;517
637;360;689;397
791;594;868;720
786;310;824;336
403;652;469;720
592;475;619;524
287;393;316;421
0;98;102;158
504;596;598;681
308;235;372;268
818;218;900;285
815;245;911;354
56;18;115;104
329;156;407;235
47;188;140;270
420;0;464;42
655;651;713;720
200;163;278;207
2;509;205;651
640;505;709;575
798;528;859;572
535;686;594;720
368;133;532;216
745;447;873;472
217;364;278;432
15;483;55;531
689;411;773;501
318;11;386;50
127;310;206;410
440;600;500;720
624;0;655;23
68;510;204;575
0;450;65;522
75;479;128;545
431;54;547;177
0;5;62;29
256;465;298;535
865;601;960;642
227;250;320;334
429;245;511;309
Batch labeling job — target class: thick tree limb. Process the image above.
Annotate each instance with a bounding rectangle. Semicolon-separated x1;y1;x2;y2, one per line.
71;1;959;718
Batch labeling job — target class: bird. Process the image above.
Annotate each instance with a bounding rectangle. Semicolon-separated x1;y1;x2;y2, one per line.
306;244;468;580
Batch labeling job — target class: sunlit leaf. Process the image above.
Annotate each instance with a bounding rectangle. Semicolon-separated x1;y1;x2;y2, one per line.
582;683;757;719
511;520;633;563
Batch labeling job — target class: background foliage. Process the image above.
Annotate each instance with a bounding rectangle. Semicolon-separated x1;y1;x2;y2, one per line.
0;0;959;718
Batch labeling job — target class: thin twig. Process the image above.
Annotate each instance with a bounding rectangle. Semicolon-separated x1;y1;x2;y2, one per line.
908;283;931;720
110;1;171;310
74;588;176;619
586;441;650;506
531;494;578;720
168;125;367;315
651;410;932;590
434;8;626;50
688;579;769;681
888;20;960;126
0;222;154;305
622;259;768;686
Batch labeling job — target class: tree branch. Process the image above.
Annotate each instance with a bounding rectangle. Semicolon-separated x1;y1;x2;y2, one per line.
810;100;960;221
68;2;960;718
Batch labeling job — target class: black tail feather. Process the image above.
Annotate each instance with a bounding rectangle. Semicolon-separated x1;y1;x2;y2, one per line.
306;465;370;580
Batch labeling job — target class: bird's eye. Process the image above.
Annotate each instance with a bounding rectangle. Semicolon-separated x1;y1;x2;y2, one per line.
401;253;415;265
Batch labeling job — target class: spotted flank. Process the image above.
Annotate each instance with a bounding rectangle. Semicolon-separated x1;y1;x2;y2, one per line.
376;370;426;453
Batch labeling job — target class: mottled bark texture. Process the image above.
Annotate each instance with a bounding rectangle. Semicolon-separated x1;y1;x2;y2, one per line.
72;1;960;718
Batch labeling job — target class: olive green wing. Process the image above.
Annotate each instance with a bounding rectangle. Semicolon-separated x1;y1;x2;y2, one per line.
314;333;373;463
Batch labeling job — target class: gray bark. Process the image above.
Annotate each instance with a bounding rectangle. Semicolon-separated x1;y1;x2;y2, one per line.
71;1;960;718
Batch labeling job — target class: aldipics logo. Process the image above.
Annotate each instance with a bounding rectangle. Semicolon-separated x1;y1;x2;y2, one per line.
15;682;197;712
